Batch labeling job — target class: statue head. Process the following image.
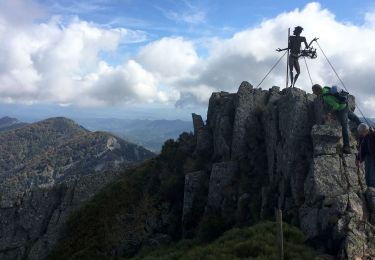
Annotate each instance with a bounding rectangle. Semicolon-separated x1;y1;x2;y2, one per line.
293;26;303;35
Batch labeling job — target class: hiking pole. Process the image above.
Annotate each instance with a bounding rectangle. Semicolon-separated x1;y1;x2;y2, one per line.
315;40;373;127
286;28;290;89
256;51;287;88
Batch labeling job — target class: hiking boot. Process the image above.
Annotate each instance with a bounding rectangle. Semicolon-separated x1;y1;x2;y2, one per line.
343;146;351;154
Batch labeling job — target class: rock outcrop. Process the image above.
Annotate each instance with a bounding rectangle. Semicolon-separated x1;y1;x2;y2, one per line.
182;82;375;259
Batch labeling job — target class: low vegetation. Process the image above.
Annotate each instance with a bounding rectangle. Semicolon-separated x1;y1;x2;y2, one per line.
134;221;316;260
49;132;196;259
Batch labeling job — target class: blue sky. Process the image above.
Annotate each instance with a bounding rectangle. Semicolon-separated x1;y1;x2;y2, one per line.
1;0;375;121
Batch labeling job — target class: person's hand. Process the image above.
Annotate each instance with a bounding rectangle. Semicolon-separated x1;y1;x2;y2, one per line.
276;48;282;52
313;37;319;42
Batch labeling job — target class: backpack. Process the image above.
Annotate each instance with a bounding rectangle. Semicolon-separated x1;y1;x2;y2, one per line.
323;86;349;104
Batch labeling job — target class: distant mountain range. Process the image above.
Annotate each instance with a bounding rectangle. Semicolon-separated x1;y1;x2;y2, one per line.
0;117;154;207
0;116;28;131
75;118;193;152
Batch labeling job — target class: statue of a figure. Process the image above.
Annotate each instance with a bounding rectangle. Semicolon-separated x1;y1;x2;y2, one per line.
277;26;318;87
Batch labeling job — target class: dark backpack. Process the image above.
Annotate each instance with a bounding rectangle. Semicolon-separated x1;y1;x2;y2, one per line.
323;86;349;104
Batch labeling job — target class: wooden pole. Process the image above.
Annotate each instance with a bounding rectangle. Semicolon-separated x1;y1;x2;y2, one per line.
277;209;284;260
286;28;290;89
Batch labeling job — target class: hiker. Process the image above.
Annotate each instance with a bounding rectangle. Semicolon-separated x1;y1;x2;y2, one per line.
312;84;362;154
276;26;317;88
356;123;375;187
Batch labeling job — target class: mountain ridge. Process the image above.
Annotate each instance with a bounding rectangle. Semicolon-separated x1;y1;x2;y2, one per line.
0;116;28;132
0;116;154;208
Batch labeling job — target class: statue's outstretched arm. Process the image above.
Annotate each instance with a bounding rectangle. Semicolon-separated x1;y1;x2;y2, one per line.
276;47;288;52
307;37;318;48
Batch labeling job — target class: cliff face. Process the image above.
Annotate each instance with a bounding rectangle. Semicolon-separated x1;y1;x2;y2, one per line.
185;82;375;258
0;172;119;260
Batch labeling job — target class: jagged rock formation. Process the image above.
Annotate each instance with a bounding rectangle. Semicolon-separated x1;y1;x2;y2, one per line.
0;117;154;259
183;82;375;258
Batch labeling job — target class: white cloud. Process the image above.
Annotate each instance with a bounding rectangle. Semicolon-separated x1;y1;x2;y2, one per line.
0;4;156;106
153;2;375;117
157;0;206;25
136;37;199;81
1;1;375;117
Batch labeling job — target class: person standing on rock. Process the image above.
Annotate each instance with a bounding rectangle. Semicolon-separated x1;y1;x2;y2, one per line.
312;84;362;154
276;26;317;88
356;123;375;187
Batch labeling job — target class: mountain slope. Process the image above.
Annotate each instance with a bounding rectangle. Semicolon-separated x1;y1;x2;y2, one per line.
0;117;154;207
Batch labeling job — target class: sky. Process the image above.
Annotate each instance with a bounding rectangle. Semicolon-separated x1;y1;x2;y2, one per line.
1;0;375;121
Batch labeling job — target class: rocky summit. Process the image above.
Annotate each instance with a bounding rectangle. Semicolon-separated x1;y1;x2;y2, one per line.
186;82;375;259
0;117;154;260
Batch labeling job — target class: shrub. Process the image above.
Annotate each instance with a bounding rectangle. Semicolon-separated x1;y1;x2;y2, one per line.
133;221;316;260
197;215;227;243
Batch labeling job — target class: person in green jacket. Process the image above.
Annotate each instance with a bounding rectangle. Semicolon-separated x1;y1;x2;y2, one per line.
312;84;361;154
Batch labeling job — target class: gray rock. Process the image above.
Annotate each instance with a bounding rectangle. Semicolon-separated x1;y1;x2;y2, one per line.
304;154;362;205
262;87;314;221
182;171;209;238
311;124;341;155
299;205;319;237
193;125;213;158
205;161;239;225
206;92;236;160
231;82;267;160
192;113;204;136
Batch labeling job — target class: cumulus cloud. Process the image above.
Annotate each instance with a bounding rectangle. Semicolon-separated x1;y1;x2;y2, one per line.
136;37;199;81
0;2;162;106
150;2;375;117
1;1;375;117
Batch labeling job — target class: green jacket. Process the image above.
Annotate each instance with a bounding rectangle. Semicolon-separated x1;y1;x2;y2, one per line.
322;87;347;111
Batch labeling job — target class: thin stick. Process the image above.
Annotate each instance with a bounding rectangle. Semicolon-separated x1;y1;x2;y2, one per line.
277;209;284;260
286;28;290;89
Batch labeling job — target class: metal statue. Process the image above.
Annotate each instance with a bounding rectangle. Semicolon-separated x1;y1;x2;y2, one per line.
276;26;318;87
